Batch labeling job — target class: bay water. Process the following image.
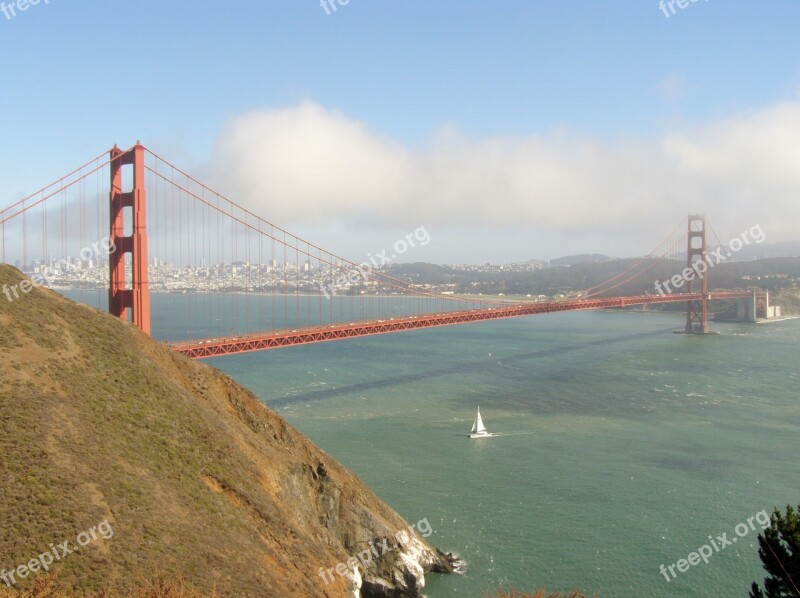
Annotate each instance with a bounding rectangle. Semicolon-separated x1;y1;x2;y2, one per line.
69;292;800;597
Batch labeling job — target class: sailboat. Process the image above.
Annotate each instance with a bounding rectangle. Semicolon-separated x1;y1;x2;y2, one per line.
469;407;492;439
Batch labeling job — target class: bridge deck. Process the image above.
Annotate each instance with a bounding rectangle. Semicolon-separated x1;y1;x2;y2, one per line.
170;291;756;359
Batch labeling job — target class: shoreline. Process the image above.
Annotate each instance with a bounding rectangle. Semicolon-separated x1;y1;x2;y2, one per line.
756;315;800;324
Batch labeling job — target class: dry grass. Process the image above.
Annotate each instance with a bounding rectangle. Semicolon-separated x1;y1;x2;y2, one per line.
0;571;213;597
0;264;452;596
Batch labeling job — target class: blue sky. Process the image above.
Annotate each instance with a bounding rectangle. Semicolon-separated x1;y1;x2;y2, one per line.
2;1;800;262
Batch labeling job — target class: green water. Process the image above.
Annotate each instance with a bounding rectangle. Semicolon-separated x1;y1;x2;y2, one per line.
67;292;800;596
199;309;799;597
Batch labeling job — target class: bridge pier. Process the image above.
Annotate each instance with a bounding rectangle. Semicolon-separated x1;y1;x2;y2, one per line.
733;290;781;322
109;143;151;335
735;291;758;323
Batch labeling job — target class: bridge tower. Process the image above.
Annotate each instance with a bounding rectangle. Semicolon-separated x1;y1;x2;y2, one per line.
109;143;151;335
684;214;709;334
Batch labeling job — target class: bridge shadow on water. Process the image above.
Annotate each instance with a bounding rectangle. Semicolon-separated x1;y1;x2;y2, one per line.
268;326;677;413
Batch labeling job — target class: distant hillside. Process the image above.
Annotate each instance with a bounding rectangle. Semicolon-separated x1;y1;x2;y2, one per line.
772;288;800;314
731;241;800;261
384;257;800;303
548;254;612;267
0;265;456;597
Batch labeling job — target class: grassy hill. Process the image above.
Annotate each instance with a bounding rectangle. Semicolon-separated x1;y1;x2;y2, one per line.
0;265;455;596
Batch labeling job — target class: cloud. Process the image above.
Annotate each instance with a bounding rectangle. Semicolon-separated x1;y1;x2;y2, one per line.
207;99;800;248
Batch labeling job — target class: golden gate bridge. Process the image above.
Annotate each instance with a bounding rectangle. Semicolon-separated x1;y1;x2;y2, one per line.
0;143;767;359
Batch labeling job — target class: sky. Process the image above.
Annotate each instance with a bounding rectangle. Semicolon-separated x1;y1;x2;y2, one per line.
1;1;800;264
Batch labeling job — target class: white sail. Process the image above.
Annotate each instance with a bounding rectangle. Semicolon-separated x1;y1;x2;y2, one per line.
471;408;487;435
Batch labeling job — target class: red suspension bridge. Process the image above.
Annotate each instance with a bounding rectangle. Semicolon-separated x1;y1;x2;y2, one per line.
0;143;767;359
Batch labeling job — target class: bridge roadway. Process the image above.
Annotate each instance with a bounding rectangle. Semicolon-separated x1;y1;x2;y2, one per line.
169;290;756;359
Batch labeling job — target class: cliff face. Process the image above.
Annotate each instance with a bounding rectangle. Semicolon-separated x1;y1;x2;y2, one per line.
0;265;456;596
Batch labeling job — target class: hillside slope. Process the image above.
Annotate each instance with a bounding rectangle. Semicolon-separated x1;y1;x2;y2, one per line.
0;265;456;597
